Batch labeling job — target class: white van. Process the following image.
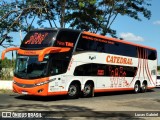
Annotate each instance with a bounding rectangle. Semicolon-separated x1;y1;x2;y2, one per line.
156;75;160;87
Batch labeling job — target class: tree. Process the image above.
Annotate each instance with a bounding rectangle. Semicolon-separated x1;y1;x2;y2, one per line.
0;58;15;79
0;0;152;45
158;66;160;71
0;0;47;46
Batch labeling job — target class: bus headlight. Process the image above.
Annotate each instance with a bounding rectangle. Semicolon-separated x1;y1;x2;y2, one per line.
13;81;16;84
35;78;56;86
35;81;49;86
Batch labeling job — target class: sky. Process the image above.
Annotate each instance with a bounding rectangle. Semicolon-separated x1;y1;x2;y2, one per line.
112;0;160;65
0;0;160;65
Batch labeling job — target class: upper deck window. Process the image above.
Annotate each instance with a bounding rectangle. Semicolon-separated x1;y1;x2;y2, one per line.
54;30;80;48
20;30;57;49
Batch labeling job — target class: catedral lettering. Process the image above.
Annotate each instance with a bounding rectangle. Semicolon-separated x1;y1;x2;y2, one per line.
1;28;157;99
106;55;133;65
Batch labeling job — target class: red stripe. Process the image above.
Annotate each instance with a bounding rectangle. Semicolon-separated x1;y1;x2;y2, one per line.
129;47;140;86
143;49;145;80
144;49;152;84
146;58;156;86
138;48;142;80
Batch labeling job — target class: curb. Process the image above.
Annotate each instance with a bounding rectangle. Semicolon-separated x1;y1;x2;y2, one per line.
0;80;12;90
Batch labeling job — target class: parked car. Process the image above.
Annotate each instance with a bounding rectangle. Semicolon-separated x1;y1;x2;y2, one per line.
156;75;160;87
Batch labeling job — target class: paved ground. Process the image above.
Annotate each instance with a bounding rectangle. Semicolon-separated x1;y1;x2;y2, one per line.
0;88;160;120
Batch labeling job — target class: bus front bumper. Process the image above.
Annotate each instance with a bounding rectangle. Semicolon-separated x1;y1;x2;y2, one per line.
13;83;68;96
13;83;49;96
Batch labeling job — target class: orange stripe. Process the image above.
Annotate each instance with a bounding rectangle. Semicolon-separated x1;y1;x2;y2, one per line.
17;47;71;61
94;88;134;93
47;91;68;96
147;87;155;89
82;31;156;50
38;47;70;61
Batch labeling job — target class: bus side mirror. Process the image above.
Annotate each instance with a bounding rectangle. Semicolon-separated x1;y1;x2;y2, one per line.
38;47;70;62
1;47;19;60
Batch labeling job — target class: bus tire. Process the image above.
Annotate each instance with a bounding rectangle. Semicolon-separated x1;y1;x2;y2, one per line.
68;83;80;99
134;82;140;93
141;82;147;93
83;83;93;98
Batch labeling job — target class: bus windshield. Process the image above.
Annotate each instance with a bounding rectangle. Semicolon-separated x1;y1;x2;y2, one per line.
14;55;49;79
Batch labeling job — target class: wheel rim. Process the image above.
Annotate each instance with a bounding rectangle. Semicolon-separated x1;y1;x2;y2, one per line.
142;84;147;91
68;85;77;96
84;85;91;95
135;84;139;92
142;85;145;90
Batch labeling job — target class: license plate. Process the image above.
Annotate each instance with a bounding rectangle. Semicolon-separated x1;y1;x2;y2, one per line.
22;91;28;95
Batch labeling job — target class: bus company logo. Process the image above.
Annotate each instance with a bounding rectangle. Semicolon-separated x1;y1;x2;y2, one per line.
56;41;74;47
106;55;133;65
23;51;37;55
89;56;96;60
25;32;48;44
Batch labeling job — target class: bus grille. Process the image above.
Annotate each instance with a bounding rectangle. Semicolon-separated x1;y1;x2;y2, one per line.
15;82;35;88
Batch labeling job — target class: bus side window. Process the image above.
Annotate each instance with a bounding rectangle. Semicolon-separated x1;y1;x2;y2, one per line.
148;50;157;60
50;59;59;75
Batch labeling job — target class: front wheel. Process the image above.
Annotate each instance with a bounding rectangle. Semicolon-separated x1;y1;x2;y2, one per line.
68;84;80;99
134;82;140;93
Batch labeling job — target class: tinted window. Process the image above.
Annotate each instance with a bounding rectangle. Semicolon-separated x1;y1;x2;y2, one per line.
105;42;137;57
76;35;106;52
21;30;57;49
157;76;160;79
54;30;80;49
137;48;157;60
148;50;157;60
49;53;70;75
74;63;137;77
76;34;137;57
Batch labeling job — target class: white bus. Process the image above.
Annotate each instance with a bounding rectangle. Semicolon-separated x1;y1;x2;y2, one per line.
1;28;157;98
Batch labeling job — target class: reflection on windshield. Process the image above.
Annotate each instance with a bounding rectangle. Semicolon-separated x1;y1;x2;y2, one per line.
14;55;48;79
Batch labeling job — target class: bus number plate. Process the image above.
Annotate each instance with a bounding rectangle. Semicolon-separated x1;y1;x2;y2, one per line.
22;91;28;95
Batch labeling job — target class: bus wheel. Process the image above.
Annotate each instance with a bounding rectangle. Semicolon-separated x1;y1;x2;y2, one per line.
141;82;147;93
134;82;140;93
68;83;79;99
83;83;93;97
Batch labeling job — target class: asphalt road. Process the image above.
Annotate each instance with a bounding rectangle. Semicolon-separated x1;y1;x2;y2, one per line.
0;88;160;119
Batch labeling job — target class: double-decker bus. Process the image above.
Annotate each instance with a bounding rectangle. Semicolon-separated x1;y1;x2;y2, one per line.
1;28;157;99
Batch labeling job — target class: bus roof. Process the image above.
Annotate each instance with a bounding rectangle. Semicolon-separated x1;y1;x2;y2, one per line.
29;28;81;33
82;31;156;51
26;28;156;51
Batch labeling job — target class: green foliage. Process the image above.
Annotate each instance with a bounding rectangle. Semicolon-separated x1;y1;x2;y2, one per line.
158;66;160;71
0;58;15;80
0;0;152;45
0;58;15;68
